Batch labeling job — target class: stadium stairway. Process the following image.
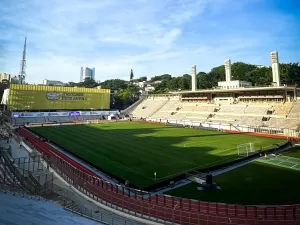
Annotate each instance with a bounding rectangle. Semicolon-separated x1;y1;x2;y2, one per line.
123;96;146;114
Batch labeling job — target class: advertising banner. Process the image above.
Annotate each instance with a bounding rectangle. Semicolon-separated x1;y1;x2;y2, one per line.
8;84;110;110
12;111;119;118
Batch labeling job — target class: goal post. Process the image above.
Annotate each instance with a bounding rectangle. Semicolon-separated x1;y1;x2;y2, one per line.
237;143;255;157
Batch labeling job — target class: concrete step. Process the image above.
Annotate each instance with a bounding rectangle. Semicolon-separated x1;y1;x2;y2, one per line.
64;201;81;213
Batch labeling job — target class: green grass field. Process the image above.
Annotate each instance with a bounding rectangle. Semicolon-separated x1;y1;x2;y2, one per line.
30;122;286;189
281;146;300;158
166;160;300;205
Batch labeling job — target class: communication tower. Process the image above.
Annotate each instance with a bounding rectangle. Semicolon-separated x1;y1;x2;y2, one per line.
18;36;27;84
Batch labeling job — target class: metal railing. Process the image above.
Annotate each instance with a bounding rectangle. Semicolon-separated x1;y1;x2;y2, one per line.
17;127;300;225
53;183;144;225
0;149;144;225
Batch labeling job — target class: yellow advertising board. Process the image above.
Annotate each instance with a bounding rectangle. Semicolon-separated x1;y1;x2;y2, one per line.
8;84;110;110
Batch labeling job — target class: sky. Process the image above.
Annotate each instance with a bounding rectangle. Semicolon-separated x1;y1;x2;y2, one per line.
0;0;300;84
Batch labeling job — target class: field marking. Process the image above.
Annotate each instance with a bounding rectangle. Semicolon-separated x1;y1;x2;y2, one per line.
281;155;300;163
156;156;238;181
258;156;300;171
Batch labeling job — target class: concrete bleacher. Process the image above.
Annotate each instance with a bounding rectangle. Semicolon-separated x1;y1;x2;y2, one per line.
217;105;246;114
272;102;294;116
287;101;300;118
129;97;168;118
244;105;269;115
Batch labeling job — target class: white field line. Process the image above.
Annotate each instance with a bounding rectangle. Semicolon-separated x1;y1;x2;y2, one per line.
156;156;238;181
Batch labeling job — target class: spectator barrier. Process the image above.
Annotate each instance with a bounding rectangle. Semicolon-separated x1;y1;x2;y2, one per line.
18;128;300;225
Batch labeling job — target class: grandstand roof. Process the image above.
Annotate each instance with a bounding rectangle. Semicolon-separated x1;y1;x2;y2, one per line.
170;86;296;94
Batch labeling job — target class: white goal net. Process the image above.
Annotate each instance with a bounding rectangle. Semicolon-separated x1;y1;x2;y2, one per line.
237;143;255;157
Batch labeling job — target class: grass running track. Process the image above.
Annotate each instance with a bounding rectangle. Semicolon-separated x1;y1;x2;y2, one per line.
30;122;286;189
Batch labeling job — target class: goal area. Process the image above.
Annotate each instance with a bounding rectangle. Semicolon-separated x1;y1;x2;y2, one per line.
237;143;255;157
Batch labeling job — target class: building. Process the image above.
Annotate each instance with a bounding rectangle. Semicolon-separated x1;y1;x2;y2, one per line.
80;67;95;82
133;81;147;88
42;79;65;86
0;73;11;82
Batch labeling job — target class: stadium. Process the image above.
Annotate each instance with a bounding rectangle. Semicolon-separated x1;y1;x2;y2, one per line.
1;52;300;225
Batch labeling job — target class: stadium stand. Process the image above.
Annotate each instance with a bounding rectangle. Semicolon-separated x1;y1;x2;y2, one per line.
129;97;169;118
129;94;300;130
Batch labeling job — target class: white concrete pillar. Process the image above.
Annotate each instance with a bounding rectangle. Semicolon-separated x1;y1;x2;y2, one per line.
270;51;281;86
191;65;197;91
225;59;231;82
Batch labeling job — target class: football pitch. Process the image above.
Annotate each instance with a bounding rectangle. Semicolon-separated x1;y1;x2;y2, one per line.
166;158;300;205
30;122;286;189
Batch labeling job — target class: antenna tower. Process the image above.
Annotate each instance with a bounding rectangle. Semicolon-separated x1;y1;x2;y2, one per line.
18;36;27;84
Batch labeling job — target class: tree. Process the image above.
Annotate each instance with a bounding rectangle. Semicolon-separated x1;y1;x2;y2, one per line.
197;72;210;89
231;62;257;81
101;79;127;90
150;74;172;82
279;63;300;85
207;65;225;87
178;76;190;90
130;69;134;81
78;77;98;88
167;77;180;90
137;76;147;82
153;79;168;93
246;67;272;86
110;85;140;109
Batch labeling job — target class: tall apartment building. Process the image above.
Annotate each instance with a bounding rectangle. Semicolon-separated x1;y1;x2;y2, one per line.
80;67;95;82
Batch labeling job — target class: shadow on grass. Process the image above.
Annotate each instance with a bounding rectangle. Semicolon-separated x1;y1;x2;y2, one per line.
166;161;300;205
29;122;287;191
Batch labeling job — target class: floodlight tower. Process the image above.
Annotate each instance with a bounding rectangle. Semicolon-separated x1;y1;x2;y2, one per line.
18;36;27;84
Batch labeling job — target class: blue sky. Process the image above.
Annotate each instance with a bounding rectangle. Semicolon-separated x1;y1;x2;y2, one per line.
0;0;299;84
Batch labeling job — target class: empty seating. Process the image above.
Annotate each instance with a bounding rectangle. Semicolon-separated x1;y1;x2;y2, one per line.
218;105;246;114
130;98;168;118
244;105;269;115
288;101;300;118
272;102;293;116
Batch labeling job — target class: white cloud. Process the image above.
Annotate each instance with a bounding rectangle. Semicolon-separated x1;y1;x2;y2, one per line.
0;0;299;84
